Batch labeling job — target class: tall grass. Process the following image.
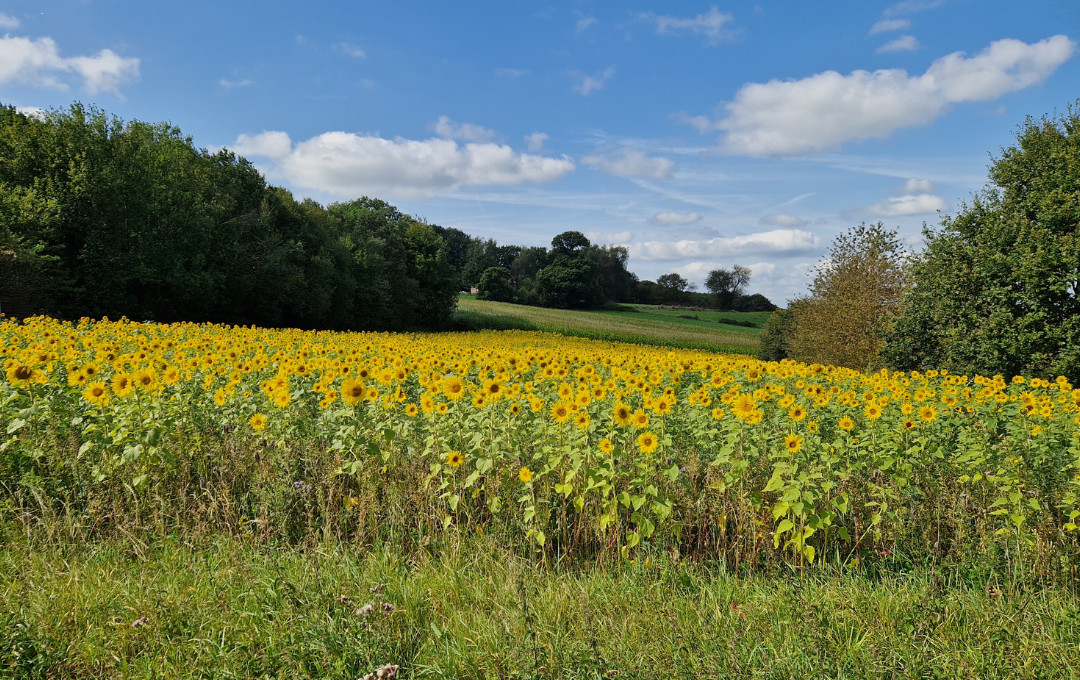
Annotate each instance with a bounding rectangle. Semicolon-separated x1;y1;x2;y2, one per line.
4;535;1079;679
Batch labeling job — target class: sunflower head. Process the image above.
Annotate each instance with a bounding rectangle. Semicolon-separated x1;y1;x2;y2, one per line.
637;431;659;454
249;413;267;432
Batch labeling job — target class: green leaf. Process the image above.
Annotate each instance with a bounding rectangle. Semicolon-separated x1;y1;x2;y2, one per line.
763;471;784;492
803;545;816;564
6;418;26;434
774;519;794;549
639;518;655;538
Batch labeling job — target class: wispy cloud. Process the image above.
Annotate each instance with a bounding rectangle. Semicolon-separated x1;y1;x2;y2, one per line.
869;18;910;34
583;147;675;180
649;211;703;226
524;132;548;152
335;42;366;58
0;13;19;30
220;78;253;88
630;229;820;261
432;116;501;143
572;66;615;95
636;6;736;45
759;213;808;227
574;11;596;34
876;35;920;53
495;67;529;78
883;0;947;18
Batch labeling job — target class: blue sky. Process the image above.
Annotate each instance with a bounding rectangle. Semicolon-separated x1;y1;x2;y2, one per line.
2;1;1077;303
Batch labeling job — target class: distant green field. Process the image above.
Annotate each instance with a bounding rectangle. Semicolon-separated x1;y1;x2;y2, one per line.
454;297;764;355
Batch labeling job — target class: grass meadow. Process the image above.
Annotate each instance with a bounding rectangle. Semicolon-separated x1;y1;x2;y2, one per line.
454;297;763;355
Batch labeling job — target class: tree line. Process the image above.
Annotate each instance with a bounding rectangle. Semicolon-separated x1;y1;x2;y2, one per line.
0;104;457;331
761;103;1080;380
0;102;774;332
448;228;775;311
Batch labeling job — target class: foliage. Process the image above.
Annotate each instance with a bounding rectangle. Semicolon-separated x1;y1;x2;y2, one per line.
789;223;907;370
476;266;515;302
706;265;753;310
586;244;639;303
758;302;803;362
883;105;1080;380
4;316;1080;580
0;104;459;331
730;292;778;312
536;231;604;308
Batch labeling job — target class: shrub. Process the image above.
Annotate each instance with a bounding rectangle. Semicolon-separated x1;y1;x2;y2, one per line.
789;224;907;370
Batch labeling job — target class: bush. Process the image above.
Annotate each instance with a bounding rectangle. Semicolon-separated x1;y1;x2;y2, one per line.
789;224;907;370
758;306;797;361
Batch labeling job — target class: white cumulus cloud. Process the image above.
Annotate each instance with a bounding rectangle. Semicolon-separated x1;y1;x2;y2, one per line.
583;147;675;180
433;116;500;143
649;211;703;226
638;7;735;44
232;131;294;158
0;13;19;30
572;66;615;95
228;130;576;199
697;35;1074;156
629;229;819;261
869;18;910;34
0;35;139;94
15;105;45;119
877;35;920;53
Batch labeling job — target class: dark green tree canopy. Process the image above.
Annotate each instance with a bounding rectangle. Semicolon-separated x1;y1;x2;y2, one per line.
883;104;1080;379
0;103;458;331
476;266;515;303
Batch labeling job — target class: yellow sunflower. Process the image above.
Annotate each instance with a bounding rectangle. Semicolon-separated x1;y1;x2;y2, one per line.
341;377;366;405
82;381;110;406
249;413;267;431
637;431;659;454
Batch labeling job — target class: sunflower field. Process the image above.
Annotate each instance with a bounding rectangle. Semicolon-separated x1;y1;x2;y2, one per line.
3;315;1080;578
